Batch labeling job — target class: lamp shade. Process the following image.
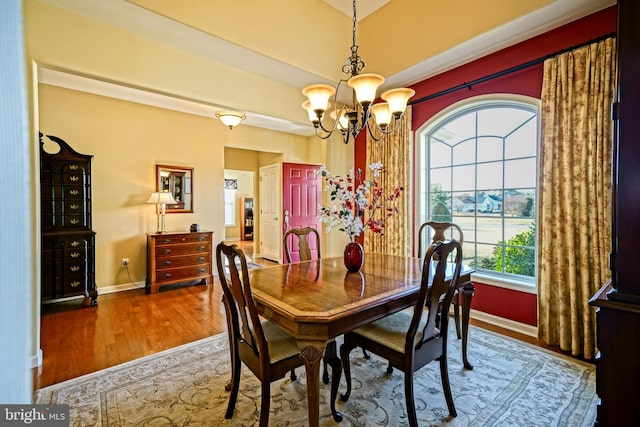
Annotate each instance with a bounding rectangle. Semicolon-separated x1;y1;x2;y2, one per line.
215;110;246;129
370;102;392;128
381;88;415;115
302;84;336;113
347;73;385;106
147;191;177;205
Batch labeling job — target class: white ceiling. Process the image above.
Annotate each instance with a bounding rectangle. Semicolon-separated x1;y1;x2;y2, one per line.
36;0;615;136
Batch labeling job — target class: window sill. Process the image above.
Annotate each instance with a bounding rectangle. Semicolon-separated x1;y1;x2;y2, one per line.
470;271;537;294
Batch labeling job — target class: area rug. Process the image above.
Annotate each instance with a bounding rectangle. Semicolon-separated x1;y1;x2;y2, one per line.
35;325;596;426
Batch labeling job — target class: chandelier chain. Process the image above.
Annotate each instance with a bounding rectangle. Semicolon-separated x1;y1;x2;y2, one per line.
343;0;364;77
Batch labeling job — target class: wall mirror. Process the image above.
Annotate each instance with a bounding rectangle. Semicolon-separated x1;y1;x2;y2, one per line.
156;164;193;213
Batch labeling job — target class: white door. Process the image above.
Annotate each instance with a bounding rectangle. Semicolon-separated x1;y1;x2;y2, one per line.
259;163;282;262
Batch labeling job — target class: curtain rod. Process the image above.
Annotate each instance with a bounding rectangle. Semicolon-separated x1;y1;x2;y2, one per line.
409;32;616;106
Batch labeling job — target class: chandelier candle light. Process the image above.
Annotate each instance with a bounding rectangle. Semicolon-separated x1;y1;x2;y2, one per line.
302;0;415;144
318;162;404;271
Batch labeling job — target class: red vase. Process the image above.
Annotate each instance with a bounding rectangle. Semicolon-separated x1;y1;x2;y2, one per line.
344;242;364;272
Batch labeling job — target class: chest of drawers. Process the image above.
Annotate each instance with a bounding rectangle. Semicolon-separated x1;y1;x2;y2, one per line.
146;231;213;293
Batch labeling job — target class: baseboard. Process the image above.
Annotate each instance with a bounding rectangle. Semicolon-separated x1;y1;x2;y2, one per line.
470;309;538;337
98;281;147;294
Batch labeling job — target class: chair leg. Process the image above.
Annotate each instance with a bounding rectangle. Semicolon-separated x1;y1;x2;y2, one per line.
258;380;271;427
439;354;457;417
325;341;343;422
290;369;297;382
404;371;419;427
386;360;393;374
225;353;241;419
362;347;370;359
339;342;355;402
322;358;329;384
453;292;462;339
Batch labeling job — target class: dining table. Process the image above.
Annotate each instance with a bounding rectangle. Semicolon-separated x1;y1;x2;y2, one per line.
249;253;475;426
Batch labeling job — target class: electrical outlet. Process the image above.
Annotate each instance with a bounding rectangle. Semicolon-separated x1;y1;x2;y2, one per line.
121;258;130;267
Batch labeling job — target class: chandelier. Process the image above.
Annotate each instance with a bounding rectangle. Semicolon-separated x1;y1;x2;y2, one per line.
301;0;415;144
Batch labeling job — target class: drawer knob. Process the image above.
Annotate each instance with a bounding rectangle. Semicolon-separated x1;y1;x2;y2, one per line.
163;249;171;255
163;260;171;266
163;273;172;278
197;246;205;251
198;257;205;262
198;268;205;273
198;236;205;241
162;239;171;244
70;280;80;288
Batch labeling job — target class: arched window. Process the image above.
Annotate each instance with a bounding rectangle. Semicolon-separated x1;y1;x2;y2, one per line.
417;97;539;286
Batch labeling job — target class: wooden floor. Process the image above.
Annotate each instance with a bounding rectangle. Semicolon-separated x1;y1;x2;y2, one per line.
33;240;586;390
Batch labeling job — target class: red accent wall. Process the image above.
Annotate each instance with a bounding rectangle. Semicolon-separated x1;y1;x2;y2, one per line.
355;6;617;326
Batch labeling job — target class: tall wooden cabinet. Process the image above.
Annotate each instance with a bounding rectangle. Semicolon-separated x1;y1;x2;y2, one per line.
589;1;640;425
40;133;97;306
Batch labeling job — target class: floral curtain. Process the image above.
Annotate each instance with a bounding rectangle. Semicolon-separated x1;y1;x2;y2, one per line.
364;105;411;256
538;37;616;359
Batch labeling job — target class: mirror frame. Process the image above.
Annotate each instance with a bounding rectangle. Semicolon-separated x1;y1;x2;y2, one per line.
156;164;194;213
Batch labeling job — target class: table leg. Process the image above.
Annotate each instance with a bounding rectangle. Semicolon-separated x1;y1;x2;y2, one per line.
460;281;475;370
299;342;325;427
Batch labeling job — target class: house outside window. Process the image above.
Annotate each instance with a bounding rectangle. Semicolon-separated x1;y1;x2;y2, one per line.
417;97;539;288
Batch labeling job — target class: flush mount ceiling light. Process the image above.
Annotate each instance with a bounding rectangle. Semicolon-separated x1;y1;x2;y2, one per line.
302;0;415;144
215;110;246;130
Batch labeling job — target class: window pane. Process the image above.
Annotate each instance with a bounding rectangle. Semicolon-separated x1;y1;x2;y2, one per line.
430;139;451;168
504;158;536;188
442;112;476;145
505;117;537;159
453;138;475;165
476;216;502;244
431;167;452;192
477;107;534;137
504;189;536;218
477;136;503;163
452;192;476;215
504;218;534;241
477;162;503;190
452;165;474;191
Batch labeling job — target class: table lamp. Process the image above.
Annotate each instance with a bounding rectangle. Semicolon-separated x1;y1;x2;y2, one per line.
147;191;177;233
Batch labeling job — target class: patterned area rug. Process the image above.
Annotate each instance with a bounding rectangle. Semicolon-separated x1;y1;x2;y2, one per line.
35;325;596;426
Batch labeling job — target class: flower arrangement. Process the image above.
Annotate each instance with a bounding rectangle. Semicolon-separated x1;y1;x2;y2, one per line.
318;162;404;242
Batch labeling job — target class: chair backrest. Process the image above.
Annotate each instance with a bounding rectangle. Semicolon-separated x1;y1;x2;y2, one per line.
215;242;267;361
407;239;463;352
417;221;464;259
284;227;321;263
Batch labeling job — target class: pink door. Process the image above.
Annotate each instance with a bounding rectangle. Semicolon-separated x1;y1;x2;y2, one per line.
282;163;322;262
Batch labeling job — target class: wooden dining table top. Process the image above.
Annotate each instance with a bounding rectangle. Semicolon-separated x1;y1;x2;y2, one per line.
249;253;472;341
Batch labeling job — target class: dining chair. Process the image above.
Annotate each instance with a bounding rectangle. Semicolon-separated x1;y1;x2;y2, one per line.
418;221;464;339
216;242;305;427
340;239;463;426
284;226;321;263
